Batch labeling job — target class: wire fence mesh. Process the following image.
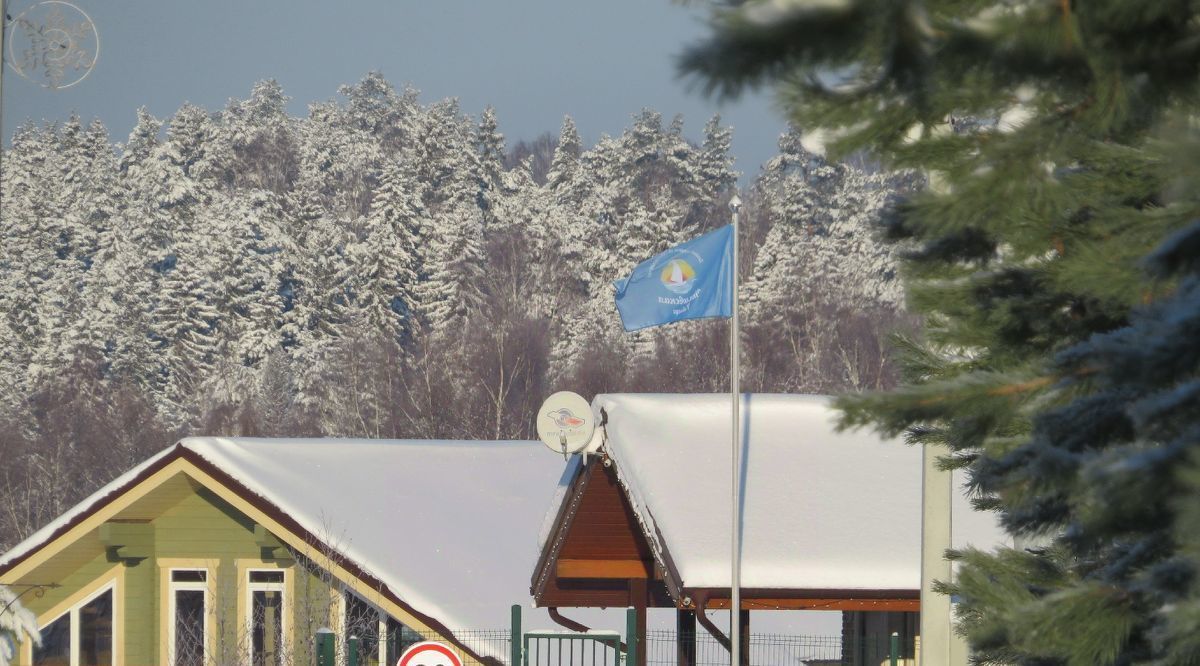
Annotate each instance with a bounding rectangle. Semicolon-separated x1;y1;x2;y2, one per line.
523;631;623;666
403;627;514;665
643;631;904;666
401;629;908;666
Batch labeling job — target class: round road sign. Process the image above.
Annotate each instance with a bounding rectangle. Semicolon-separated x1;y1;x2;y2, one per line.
397;641;464;666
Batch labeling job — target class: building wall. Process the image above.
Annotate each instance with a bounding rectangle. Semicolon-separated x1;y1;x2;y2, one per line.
12;482;335;665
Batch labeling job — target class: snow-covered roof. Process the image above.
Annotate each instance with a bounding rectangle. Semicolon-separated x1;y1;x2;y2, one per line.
594;393;1007;592
1;437;569;635
0;446;179;570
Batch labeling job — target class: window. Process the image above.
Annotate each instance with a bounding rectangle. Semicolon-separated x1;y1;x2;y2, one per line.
384;616;424;664
33;615;69;666
340;590;424;666
343;592;381;666
246;569;286;666
168;569;208;666
33;585;114;666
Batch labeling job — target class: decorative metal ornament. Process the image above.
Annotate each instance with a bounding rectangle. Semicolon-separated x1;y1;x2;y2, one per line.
6;0;99;89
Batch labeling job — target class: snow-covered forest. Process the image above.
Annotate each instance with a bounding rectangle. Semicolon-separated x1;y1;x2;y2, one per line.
0;73;911;549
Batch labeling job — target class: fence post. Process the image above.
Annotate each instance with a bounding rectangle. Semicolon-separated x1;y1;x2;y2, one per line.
625;607;638;666
890;631;900;666
511;604;522;666
315;627;335;666
348;635;360;666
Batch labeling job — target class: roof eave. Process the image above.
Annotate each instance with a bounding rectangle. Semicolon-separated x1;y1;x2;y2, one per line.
529;455;591;602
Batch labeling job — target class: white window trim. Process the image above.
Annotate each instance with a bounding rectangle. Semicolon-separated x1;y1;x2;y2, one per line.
35;580;117;666
245;569;288;666
167;568;210;666
377;615;388;665
334;588;346;666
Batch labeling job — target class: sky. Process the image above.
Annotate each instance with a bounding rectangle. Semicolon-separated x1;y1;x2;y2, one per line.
1;0;787;181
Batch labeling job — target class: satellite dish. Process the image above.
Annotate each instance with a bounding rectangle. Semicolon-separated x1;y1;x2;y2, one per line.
7;1;100;90
536;391;594;457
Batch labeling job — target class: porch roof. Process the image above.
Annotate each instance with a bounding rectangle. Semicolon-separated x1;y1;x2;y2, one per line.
533;393;1008;609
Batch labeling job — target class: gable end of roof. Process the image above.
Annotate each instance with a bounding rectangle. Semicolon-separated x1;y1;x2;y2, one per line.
1;442;498;665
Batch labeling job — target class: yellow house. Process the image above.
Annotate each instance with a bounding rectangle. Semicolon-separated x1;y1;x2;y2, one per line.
0;437;566;666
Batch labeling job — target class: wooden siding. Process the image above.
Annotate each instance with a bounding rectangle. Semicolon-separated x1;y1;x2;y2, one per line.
535;461;678;609
151;487;295;664
8;473;327;665
558;463;653;563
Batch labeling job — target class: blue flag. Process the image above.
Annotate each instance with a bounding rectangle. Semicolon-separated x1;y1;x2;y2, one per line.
613;225;734;332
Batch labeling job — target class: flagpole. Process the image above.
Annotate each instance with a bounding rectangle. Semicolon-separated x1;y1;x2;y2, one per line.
729;194;743;666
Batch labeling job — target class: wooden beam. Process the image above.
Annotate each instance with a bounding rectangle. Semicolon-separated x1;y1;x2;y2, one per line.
254;524;282;549
98;522;153;559
535;577;675;608
701;597;920;612
631;577;648;666
254;524;294;563
556;558;652;579
676;609;696;666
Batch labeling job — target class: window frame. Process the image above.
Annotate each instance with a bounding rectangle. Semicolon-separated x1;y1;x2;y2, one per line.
32;580;117;666
244;567;288;666
167;567;211;666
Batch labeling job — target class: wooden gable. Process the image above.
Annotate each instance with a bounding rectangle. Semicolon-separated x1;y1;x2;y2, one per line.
532;459;674;608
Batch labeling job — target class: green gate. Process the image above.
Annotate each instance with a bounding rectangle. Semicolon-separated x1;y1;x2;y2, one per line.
511;604;637;666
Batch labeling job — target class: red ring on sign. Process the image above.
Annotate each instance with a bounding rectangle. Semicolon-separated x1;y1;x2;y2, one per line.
398;641;463;666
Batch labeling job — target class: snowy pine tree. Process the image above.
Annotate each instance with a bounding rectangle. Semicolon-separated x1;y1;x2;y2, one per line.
0;73;930;535
0;585;39;666
349;162;424;343
416;202;486;333
223;79;297;193
473;105;507;228
685;0;1200;661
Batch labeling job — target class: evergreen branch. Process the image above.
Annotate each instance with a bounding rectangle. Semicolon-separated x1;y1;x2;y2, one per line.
982;374;1056;400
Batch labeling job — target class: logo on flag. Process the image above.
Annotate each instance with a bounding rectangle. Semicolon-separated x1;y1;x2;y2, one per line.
613;225;734;331
660;259;696;294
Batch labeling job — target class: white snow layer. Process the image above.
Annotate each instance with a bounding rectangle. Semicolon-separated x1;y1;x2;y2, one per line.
0;584;40;666
594;393;1008;592
536;454;583;553
1;396;1010;640
178;437;567;633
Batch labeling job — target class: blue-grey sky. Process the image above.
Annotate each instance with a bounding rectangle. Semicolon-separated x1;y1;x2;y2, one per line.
1;0;786;181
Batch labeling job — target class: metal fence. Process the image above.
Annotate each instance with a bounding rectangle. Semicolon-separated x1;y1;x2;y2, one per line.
523;630;624;666
444;629;515;665
644;631;903;666
316;626;905;666
315;627;514;665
